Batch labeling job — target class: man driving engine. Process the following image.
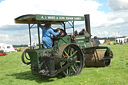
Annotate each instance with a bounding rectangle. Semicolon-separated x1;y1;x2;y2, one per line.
39;22;61;48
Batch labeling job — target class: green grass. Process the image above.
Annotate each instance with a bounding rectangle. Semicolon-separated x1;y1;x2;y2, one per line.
0;44;128;85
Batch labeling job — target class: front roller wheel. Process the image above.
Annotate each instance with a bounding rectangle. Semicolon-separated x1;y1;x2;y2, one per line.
58;44;83;77
104;50;113;66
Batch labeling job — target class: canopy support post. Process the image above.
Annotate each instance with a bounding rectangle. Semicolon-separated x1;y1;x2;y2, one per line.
28;23;32;49
72;21;74;34
67;21;74;34
63;22;66;32
37;21;41;49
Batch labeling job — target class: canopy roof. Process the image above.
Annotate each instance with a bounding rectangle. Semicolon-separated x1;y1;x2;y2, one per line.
15;14;85;24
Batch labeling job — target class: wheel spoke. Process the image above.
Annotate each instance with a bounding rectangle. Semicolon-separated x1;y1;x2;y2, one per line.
64;50;69;56
71;50;78;57
62;54;65;57
71;65;76;73
60;61;65;66
70;50;72;56
76;60;80;63
68;67;70;75
68;47;70;55
74;63;78;71
73;55;77;59
66;68;68;75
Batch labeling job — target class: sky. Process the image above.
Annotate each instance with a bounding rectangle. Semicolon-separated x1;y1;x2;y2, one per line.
0;0;128;45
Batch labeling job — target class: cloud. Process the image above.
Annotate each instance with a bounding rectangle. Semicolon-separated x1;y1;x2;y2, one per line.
0;0;102;27
0;25;28;31
108;0;128;11
101;17;124;27
100;31;108;35
0;0;128;45
0;34;14;41
93;30;109;37
0;0;104;45
0;32;29;44
104;31;108;35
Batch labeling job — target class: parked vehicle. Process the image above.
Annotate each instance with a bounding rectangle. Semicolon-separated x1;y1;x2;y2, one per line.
0;50;6;56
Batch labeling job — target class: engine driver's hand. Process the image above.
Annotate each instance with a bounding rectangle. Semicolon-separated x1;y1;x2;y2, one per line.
61;33;64;36
58;30;61;33
58;30;63;34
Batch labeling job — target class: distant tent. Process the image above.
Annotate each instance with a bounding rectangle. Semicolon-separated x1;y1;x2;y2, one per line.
0;43;15;52
115;37;128;44
99;40;105;44
124;37;128;44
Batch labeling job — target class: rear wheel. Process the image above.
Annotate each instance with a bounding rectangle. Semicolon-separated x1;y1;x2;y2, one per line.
58;44;83;77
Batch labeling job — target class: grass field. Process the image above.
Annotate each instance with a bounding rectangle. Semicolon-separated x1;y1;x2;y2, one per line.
0;44;128;85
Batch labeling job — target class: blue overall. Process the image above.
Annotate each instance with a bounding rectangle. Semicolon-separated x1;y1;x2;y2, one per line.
39;25;60;48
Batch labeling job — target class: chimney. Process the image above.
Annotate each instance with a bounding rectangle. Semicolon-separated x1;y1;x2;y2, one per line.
84;14;91;35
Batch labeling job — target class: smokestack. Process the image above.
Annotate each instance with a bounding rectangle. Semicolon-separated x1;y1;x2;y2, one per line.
84;14;91;35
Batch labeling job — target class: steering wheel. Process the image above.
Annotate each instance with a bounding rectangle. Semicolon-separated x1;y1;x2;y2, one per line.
52;29;67;43
58;28;67;37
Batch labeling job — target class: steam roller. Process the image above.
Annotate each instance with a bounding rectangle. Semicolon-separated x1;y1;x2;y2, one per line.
14;14;113;77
